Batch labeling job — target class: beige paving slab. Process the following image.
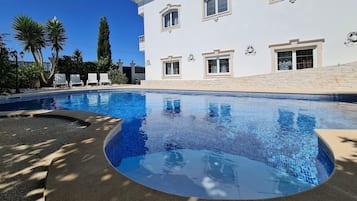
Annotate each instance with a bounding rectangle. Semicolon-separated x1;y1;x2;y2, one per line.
316;129;357;163
0;111;93;201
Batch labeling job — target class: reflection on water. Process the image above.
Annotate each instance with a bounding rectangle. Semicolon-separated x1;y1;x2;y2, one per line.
207;103;232;125
297;113;317;135
1;91;357;199
274;109;318;184
163;142;185;172
205;152;236;184
118;149;313;199
278;109;295;131
163;98;181;116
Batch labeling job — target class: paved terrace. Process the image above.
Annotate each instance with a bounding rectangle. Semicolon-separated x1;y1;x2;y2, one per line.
0;109;356;201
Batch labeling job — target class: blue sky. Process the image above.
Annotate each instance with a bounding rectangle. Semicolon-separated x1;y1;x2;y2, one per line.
0;0;144;66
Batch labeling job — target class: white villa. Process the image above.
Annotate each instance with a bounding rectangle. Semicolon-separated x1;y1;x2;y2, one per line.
133;0;357;81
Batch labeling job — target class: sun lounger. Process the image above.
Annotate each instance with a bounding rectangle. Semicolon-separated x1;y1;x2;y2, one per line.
99;73;112;85
87;73;98;86
69;74;84;87
53;73;68;88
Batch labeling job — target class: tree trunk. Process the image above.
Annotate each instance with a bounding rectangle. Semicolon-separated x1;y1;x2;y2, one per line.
31;50;39;66
48;50;58;80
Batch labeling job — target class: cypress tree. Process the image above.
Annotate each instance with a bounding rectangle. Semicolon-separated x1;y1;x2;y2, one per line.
97;17;112;65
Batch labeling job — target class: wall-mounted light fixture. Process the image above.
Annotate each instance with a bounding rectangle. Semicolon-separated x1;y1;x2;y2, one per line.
344;32;357;46
245;45;256;56
188;54;195;61
146;59;151;66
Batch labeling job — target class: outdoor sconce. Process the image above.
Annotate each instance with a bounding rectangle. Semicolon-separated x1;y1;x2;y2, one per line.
245;45;256;56
146;59;151;66
188;54;195;61
344;32;357;46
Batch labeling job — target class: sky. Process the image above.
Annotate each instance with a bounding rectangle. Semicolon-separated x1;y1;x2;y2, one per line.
0;0;144;66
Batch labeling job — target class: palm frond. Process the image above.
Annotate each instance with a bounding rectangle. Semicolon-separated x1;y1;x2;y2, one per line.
46;16;67;52
12;15;46;52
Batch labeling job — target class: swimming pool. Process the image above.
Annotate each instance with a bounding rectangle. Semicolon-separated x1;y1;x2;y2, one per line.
1;90;356;199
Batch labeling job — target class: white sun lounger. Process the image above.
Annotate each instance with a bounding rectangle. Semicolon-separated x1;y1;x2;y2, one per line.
53;73;68;88
69;74;84;87
99;73;112;85
87;73;98;86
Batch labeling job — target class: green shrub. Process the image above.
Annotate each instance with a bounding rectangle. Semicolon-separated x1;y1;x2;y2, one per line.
19;64;42;88
108;69;128;84
0;63;16;93
0;47;15;92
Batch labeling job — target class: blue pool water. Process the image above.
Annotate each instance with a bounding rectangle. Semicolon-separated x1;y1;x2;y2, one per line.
1;90;356;199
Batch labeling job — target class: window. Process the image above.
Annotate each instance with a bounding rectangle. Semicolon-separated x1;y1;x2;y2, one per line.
208;57;230;74
204;0;231;20
206;0;216;16
160;4;181;31
163;10;179;29
296;49;313;69
277;49;313;71
218;0;228;13
161;56;182;78
277;51;293;70
165;61;180;75
203;49;234;78
269;39;324;72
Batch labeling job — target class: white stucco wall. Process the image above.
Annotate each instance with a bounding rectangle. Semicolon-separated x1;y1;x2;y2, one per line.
137;0;357;80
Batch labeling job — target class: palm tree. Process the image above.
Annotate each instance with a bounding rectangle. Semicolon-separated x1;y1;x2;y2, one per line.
13;15;66;85
72;49;83;64
72;49;83;73
46;16;67;80
13;16;46;67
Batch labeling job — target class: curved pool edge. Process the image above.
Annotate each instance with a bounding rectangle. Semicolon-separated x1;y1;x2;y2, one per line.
101;128;337;200
42;110;356;201
0;110;356;201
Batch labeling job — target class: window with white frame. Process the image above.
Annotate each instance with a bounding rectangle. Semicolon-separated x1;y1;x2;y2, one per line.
270;39;324;72
204;0;230;19
203;49;234;78
163;9;179;29
277;49;314;71
296;49;313;70
277;51;293;70
165;61;180;75
162;56;182;78
207;57;230;74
